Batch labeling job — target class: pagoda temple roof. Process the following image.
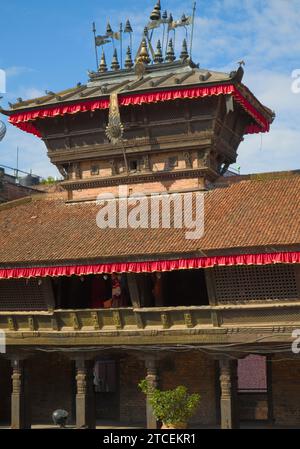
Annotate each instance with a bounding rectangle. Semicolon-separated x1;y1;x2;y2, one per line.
0;171;299;275
2;60;273;121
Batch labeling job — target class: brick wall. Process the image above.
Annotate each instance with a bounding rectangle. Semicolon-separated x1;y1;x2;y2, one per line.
0;357;11;424
72;178;204;201
119;351;217;427
119;355;147;425
27;353;74;425
160;352;218;426
272;356;300;426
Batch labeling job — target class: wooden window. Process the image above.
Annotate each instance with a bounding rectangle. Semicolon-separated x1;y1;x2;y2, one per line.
214;264;298;303
91;165;100;176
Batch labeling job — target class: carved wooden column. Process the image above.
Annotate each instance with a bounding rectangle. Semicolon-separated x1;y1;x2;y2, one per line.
11;358;31;429
145;357;159;429
75;358;96;429
219;358;239;429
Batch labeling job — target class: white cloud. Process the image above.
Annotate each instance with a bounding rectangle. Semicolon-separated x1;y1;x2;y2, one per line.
239;127;300;174
4;66;35;78
1;122;59;179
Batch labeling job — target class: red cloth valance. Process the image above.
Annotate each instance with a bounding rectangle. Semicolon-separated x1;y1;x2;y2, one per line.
0;252;298;280
8;84;270;138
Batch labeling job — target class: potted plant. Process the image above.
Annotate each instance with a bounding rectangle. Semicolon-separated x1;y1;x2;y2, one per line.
139;379;201;429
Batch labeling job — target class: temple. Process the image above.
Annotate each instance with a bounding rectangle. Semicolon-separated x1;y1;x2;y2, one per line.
0;1;299;429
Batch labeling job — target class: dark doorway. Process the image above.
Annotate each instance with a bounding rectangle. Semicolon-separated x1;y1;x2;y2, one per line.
163;269;209;306
94;360;120;421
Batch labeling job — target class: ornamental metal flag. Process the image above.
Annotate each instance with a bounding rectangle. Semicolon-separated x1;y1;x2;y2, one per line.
95;35;111;46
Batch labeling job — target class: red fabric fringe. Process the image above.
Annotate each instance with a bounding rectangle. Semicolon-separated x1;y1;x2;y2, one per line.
0;252;299;279
8;84;270;137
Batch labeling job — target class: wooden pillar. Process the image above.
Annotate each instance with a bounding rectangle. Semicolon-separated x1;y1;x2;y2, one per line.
145;357;159;430
11;358;31;429
75;358;96;429
219;358;239;429
127;274;141;308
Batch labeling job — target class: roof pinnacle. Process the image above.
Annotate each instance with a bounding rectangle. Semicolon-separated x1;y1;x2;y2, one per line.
125;46;134;69
154;40;163;64
99;51;108;72
111;48;120;71
165;38;176;63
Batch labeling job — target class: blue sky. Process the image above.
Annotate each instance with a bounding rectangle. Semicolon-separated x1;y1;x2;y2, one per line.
0;0;299;178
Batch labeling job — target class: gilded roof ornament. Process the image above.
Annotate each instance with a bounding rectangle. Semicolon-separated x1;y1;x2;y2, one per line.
137;38;151;64
124;19;133;34
180;39;189;61
150;1;161;21
106;22;113;36
125;46;133;69
105;93;124;145
165;38;176;62
111;48;120;71
99;51;108;72
154;40;163;64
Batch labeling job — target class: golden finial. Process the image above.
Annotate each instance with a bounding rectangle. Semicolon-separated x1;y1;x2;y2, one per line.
165;39;176;63
99;51;108;72
154;40;163;64
125;46;133;69
180;39;189;61
111;48;120;71
150;1;161;21
137;38;151;64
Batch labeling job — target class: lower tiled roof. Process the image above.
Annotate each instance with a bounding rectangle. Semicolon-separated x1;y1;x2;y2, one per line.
0;174;299;267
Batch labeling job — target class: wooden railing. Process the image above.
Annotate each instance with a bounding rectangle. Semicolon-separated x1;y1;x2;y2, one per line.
0;301;300;333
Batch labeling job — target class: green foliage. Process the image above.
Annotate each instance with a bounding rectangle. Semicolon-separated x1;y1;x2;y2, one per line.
41;176;56;185
138;379;201;426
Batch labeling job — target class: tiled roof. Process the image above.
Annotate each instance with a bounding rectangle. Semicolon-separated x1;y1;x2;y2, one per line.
5;61;232;111
1;61;273;123
0;174;299;267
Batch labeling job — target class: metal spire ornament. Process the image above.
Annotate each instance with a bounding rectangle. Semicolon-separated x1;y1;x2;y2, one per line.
106;22;113;36
124;19;133;55
92;22;99;69
150;1;161;21
111;48;120;71
180;38;189;61
161;10;168;55
165;38;176;62
124;19;133;34
99;51;108;72
137;38;151;64
154;40;163;64
165;13;173;55
125;46;133;69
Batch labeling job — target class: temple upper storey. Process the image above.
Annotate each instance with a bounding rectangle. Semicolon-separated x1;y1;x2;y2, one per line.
0;2;274;201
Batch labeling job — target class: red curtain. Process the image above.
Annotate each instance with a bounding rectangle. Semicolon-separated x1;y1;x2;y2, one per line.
8;84;270;137
0;251;299;279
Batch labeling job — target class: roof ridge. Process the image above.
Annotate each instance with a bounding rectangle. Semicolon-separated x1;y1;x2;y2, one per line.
0;196;32;211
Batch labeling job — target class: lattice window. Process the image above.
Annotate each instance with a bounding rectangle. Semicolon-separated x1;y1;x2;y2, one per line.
214;264;298;304
0;279;48;311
